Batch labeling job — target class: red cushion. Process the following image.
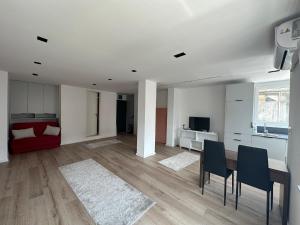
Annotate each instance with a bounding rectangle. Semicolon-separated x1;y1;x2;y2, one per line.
11;121;59;137
10;121;61;154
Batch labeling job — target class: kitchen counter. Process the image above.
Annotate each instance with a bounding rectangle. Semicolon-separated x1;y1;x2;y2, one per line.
252;133;288;140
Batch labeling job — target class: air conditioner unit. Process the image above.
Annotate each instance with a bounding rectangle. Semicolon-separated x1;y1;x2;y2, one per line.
274;17;300;70
118;94;127;101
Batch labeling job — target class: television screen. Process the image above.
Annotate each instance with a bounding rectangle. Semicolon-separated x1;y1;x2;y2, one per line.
189;117;210;132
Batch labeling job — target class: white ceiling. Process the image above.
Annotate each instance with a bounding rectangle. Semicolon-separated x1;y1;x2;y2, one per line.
0;0;299;93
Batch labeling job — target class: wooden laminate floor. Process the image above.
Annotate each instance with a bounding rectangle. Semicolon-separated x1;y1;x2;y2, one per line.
0;135;282;225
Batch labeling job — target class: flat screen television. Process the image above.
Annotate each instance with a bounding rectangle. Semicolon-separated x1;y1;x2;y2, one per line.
189;117;210;132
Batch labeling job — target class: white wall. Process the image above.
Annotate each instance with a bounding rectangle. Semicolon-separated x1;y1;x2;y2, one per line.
287;64;300;225
0;71;8;163
60;85;117;145
179;85;226;141
166;88;182;147
157;89;168;108
133;92;137;135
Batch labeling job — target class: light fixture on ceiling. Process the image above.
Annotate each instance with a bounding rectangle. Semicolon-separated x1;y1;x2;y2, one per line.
108;78;112;81
268;69;280;74
34;61;42;65
174;52;186;58
131;70;137;72
92;83;96;86
37;36;48;43
32;73;39;76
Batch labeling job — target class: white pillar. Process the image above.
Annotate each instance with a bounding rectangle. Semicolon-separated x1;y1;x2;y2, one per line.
0;70;8;163
287;63;300;225
166;88;181;147
136;80;157;158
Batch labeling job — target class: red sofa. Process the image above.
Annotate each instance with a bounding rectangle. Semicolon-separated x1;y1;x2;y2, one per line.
10;121;61;154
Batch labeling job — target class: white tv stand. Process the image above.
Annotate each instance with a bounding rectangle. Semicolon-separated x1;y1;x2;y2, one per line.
179;129;218;151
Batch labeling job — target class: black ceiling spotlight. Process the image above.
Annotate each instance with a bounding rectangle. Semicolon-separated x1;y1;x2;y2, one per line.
32;73;39;76
37;36;48;43
92;83;96;86
131;70;137;72
34;61;42;65
108;78;112;81
268;69;280;74
174;52;186;58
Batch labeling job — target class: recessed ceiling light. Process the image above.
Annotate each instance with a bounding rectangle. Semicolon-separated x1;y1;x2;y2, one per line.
268;69;280;73
37;36;48;43
174;52;186;58
108;78;112;81
32;73;39;76
131;70;137;72
34;61;42;65
92;83;96;86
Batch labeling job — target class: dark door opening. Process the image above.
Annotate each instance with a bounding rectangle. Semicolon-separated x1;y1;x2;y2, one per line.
117;100;127;133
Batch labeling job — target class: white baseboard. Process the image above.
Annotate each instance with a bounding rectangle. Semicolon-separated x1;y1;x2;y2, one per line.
136;152;156;158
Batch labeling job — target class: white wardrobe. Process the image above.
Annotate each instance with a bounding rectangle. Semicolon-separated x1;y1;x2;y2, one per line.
10;80;58;114
224;83;254;151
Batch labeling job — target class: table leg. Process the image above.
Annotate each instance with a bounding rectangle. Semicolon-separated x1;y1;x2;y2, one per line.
199;156;209;188
279;181;290;225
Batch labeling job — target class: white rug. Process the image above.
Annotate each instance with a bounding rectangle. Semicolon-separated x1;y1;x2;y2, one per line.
59;159;155;225
84;139;122;149
159;152;200;171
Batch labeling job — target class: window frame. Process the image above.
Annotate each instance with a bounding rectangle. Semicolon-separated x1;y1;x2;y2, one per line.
253;80;290;128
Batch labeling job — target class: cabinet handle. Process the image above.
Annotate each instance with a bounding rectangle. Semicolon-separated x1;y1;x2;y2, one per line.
233;139;241;142
234;132;242;135
235;99;243;102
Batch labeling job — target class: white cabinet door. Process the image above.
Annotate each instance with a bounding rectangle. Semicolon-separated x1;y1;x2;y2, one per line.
28;83;44;113
224;134;252;151
251;136;288;161
43;85;58;114
226;83;254;102
225;100;253;134
10;81;28;113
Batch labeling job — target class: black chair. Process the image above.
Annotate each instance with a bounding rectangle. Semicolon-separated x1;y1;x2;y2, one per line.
235;145;274;225
202;140;234;206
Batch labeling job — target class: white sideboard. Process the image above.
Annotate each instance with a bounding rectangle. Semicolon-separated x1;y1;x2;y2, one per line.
179;129;218;151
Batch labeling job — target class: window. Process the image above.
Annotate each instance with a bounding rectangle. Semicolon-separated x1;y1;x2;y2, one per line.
254;81;290;127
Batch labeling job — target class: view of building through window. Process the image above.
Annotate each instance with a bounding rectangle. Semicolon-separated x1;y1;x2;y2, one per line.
258;88;290;124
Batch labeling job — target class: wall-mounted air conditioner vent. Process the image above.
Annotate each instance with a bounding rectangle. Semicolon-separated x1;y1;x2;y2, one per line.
118;95;127;101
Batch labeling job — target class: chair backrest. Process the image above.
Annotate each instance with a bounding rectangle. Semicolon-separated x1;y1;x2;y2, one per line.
203;140;227;177
237;145;271;191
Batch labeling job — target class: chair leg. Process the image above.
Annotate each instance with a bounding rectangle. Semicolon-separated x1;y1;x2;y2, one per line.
224;177;227;206
239;182;242;196
266;191;270;225
232;172;234;194
202;171;205;195
235;179;239;210
271;185;273;210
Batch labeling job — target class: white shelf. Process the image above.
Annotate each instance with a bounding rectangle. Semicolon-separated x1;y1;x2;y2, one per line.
179;129;218;151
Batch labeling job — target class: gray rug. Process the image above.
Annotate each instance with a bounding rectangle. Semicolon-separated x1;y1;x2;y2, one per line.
159;152;200;171
59;159;155;225
84;139;122;149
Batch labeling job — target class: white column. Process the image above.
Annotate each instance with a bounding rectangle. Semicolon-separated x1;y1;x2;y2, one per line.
0;70;8;163
287;63;300;225
137;80;157;158
166;88;181;147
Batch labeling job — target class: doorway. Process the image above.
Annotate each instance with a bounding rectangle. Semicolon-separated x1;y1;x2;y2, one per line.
87;91;100;136
117;100;127;133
